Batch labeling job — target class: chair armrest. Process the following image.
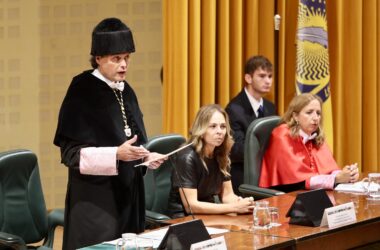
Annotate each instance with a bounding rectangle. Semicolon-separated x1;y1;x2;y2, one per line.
0;232;27;250
239;184;285;199
146;210;171;221
43;208;64;248
145;210;171;228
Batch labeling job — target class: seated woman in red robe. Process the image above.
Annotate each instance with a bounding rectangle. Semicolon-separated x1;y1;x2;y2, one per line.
259;93;359;192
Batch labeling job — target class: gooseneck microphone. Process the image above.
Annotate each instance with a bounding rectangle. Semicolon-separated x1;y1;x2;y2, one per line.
170;156;196;220
274;14;281;31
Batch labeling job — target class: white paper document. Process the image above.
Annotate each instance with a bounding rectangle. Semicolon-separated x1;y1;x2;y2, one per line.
103;226;229;248
335;181;380;193
134;142;194;167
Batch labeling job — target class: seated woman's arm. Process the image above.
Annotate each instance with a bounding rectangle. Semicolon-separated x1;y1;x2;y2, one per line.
309;163;359;189
220;180;240;203
309;171;339;189
179;186;252;215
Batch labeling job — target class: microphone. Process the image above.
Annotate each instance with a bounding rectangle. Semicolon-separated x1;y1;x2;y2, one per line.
170;156;196;220
274;14;281;31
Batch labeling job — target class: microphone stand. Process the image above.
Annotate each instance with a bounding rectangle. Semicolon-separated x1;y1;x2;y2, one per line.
170;156;196;220
274;0;281;106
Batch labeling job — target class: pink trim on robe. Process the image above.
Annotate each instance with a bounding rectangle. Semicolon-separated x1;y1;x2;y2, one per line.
80;147;118;175
309;170;341;190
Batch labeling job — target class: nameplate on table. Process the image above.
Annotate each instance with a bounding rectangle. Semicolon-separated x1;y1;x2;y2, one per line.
190;236;227;250
320;202;357;228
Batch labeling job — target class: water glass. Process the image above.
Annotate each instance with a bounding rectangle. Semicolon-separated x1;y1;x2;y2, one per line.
362;173;380;200
253;200;271;229
116;233;137;250
137;237;154;250
268;207;281;227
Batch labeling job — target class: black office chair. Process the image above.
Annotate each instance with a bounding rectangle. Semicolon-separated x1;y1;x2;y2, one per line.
239;116;285;199
143;134;186;228
0;149;64;250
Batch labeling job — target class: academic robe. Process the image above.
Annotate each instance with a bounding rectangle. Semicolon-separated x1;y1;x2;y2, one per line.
259;124;339;190
54;70;147;250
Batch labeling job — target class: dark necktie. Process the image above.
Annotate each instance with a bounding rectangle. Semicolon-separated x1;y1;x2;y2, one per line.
257;105;264;118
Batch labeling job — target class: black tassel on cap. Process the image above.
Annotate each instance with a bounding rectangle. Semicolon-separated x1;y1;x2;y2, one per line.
91;17;135;56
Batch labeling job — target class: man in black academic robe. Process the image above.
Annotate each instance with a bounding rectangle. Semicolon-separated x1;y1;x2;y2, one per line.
54;18;164;250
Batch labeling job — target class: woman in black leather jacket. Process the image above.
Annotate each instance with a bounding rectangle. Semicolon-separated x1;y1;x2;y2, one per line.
168;104;254;218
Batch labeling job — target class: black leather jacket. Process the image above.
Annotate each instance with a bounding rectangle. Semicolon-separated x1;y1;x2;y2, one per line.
167;146;229;218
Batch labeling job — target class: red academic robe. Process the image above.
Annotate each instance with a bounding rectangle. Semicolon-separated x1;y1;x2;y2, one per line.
259;124;339;189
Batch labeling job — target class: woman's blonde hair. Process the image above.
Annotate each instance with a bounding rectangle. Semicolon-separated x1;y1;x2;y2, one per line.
188;104;234;176
282;93;325;146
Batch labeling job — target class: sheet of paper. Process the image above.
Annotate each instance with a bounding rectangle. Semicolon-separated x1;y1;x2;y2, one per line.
206;227;229;235
134;142;193;167
335;181;379;193
103;226;229;248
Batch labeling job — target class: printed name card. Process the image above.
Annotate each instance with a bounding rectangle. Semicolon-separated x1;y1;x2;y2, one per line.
320;202;357;228
190;236;227;250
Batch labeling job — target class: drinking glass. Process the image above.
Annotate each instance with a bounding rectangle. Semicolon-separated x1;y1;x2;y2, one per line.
268;207;281;227
116;233;137;250
253;201;271;229
136;237;154;250
362;173;380;200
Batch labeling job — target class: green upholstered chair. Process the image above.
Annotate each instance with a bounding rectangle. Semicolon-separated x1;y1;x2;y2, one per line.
0;149;64;250
239;116;286;199
143;134;186;228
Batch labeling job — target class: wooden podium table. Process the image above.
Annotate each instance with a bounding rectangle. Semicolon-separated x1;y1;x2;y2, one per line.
80;190;380;249
79;230;295;250
171;190;380;249
264;191;380;249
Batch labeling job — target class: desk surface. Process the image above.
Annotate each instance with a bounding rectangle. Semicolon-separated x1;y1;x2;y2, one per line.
81;190;380;249
170;190;380;249
80;231;295;250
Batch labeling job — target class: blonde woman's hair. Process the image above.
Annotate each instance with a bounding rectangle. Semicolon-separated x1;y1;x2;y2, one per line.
281;93;325;147
188;104;234;176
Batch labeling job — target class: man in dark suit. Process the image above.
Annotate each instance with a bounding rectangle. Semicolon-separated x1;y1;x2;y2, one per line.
226;55;276;194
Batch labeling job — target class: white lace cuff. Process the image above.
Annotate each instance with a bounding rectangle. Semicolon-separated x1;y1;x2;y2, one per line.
79;147;118;176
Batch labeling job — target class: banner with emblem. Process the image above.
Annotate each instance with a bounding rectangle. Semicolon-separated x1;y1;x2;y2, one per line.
296;0;333;148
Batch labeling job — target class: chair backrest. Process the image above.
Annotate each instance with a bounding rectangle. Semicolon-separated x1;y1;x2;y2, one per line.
244;116;281;186
0;149;48;244
144;134;186;215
